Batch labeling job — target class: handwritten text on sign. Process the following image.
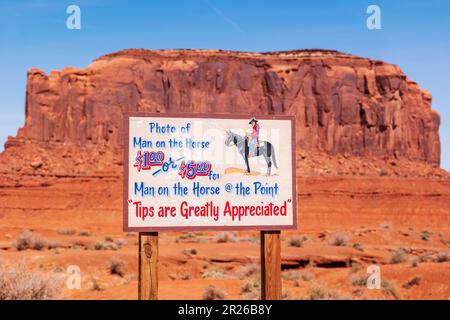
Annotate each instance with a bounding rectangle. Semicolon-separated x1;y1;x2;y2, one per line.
124;114;296;231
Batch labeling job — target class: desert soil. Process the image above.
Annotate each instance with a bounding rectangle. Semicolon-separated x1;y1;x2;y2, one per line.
0;175;449;300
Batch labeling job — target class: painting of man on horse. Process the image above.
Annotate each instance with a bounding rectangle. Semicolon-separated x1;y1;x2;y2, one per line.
225;118;278;176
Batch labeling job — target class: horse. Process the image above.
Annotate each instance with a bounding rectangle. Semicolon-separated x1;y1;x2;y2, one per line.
224;130;278;176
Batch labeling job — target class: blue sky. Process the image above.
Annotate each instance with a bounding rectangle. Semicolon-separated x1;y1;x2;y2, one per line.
1;0;449;170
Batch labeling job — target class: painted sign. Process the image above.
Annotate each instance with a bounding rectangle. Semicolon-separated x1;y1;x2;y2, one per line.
123;113;296;231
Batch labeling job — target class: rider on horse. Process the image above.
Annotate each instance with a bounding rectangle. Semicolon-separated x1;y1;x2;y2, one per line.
247;117;260;156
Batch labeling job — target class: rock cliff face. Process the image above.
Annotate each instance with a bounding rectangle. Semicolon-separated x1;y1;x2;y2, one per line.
0;49;444;184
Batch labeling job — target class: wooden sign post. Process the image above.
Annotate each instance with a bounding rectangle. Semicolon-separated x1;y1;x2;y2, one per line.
260;230;282;300
124;114;296;301
138;232;158;300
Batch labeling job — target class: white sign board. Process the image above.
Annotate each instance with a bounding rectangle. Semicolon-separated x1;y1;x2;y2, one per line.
123;113;296;231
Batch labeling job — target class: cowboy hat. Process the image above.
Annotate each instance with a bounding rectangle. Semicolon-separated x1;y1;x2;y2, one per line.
249;117;258;124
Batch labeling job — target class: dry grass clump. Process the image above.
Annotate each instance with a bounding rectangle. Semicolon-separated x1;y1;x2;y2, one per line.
203;285;226;300
238;235;259;244
308;285;348;300
381;280;401;299
420;230;431;241
175;233;197;243
90;278;104;291
379;222;392;229
389;248;408;264
237;263;260;278
298;270;314;282
114;238;126;248
290;270;314;287
240;281;254;294
109;257;126;277
182;248;198;257
282;270;300;281
288;235;308;247
56;228;76;236
215;232;238;243
180;273;192;280
202;269;229;279
353;243;364;252
12;229;48;251
94;241;105;250
328;232;350;246
433;252;450;263
0;261;62;300
94;241;120;251
402;276;421;289
410;253;431;267
240;280;260;300
351;274;370;287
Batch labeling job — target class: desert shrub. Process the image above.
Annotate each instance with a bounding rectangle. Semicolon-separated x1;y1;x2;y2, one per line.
105;236;114;242
56;228;76;236
90;278;104;291
47;241;65;250
434;252;450;263
105;243;118;250
94;241;105;250
292;270;315;286
178;233;196;240
78;230;91;237
237;263;259;278
353;243;364;252
282;270;300;281
350;262;362;274
379;170;388;176
381;280;401;299
168;273;177;280
410;258;419;268
215;232;237;243
182;248;197;256
238;235;259;244
0;261;62;300
180;273;192;280
12;229;48;251
202;285;226;300
299;271;314;282
241;281;259;300
420;230;431;241
114;238;126;248
351;274;369;287
402;276;421;289
282;290;293;300
175;234;193;243
379;222;392;229
202;269;228;279
308;285;347;300
389;248;408;264
95;241;118;251
328;232;350;246
288;235;308;247
240;282;254;294
71;240;87;250
109;257;126;277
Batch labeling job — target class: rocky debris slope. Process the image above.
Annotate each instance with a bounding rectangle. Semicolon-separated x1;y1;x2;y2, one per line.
0;49;446;186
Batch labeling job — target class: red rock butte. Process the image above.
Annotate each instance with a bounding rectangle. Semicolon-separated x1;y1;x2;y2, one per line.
0;49;446;185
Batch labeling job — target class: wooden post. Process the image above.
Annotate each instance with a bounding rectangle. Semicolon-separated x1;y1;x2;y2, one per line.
260;230;282;300
139;232;158;300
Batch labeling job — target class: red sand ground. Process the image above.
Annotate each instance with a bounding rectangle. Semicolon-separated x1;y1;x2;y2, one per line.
0;175;449;300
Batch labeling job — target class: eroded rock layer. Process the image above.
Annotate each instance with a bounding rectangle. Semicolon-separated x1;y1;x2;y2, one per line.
0;49;444;184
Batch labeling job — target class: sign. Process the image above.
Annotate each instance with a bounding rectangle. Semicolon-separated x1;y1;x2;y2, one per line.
123;113;296;231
